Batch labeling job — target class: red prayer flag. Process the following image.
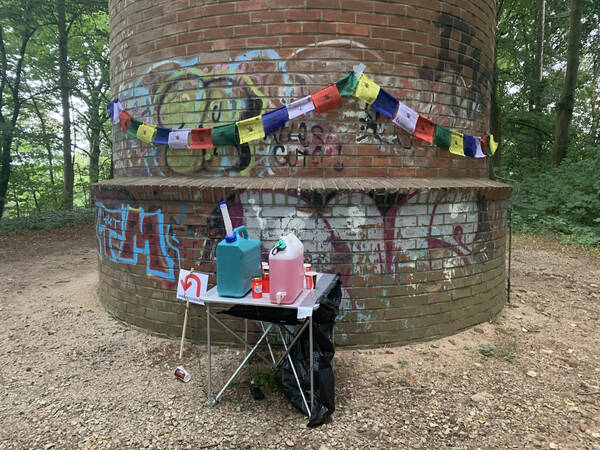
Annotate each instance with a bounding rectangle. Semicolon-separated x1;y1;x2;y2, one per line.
311;84;342;114
414;115;435;143
190;128;213;149
119;110;132;131
480;136;487;154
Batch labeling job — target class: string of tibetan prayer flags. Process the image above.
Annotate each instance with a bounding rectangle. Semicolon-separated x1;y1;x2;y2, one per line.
107;65;499;158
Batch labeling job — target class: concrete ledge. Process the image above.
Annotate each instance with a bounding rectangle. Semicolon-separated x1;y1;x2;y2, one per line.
93;177;512;202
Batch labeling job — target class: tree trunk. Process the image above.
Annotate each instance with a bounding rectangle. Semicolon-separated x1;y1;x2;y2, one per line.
531;0;545;161
11;185;20;218
89;135;100;187
590;54;599;145
489;0;503;179
32;189;40;213
58;0;74;210
489;59;502;177
31;97;59;207
0;136;11;218
0;26;33;219
551;0;584;167
88;95;102;203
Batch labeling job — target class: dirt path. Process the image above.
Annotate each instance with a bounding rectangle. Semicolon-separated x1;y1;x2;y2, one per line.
0;226;599;449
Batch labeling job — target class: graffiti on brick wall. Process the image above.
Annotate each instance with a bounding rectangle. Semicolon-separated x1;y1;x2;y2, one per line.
94;187;503;342
96;203;182;283
94;191;497;296
187;189;497;307
419;12;492;121
187;189;499;343
266;121;344;173
425;191;495;275
115;37;488;176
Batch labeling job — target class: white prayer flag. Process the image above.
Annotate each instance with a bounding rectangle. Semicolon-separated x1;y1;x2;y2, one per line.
353;63;366;79
287;96;315;120
474;138;486;158
392;102;418;134
168;129;191;149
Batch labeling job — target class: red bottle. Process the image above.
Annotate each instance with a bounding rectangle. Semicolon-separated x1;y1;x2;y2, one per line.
262;268;270;294
251;277;262;299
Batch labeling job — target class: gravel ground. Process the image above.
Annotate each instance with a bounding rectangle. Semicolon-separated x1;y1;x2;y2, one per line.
0;226;599;449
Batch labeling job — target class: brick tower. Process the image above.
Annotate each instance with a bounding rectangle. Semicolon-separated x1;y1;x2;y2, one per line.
95;0;511;345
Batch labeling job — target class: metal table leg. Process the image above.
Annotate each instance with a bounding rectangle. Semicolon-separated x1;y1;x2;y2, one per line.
207;303;214;405
207;312;271;366
277;325;310;415
214;323;273;402
244;319;249;356
309;314;314;411
274;320;310;369
260;321;277;367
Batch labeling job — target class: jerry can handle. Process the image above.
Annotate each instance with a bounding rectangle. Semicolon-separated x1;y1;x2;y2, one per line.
233;225;248;239
270;238;287;256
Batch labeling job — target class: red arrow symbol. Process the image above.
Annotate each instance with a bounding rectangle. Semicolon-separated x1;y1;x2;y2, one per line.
180;273;202;297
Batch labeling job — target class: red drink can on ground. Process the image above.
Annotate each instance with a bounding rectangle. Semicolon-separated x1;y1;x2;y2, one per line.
174;366;191;382
252;277;263;298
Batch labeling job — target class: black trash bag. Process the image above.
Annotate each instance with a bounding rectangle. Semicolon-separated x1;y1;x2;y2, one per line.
275;274;342;427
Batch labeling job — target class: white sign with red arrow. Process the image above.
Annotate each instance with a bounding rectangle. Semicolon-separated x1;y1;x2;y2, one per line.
176;269;209;305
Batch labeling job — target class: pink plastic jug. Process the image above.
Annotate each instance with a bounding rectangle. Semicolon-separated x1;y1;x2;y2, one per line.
269;233;304;305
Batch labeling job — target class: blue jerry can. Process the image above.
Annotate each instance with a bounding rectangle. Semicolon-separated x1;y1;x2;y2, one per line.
216;225;262;297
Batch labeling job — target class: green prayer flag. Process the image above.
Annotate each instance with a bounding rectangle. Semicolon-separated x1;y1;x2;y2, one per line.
126;117;142;138
336;72;359;97
211;123;238;146
434;125;451;150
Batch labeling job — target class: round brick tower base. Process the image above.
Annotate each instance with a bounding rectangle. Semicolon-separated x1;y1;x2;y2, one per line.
94;177;510;346
102;0;509;346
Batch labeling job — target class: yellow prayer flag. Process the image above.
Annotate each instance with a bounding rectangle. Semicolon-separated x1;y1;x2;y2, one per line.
489;134;498;155
137;123;156;144
449;131;464;156
353;74;380;104
237;115;264;144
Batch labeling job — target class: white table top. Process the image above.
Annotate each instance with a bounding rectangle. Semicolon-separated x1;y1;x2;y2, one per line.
200;273;335;319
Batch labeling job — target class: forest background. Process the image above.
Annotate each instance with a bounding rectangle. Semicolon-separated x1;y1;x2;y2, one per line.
0;0;598;247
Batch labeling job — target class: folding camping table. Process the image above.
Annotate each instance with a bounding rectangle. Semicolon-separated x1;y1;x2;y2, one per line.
199;273;336;412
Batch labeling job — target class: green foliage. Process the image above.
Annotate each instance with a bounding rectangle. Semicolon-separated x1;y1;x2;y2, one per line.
0;0;110;219
0;207;94;235
497;341;519;363
496;0;600;165
478;344;495;357
496;0;600;248
508;153;600;247
248;365;276;390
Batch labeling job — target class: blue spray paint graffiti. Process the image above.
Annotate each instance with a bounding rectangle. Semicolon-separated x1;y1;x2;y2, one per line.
96;202;181;282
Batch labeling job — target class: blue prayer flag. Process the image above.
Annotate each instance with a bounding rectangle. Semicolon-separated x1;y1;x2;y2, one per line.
463;135;477;157
261;106;289;136
153;126;172;145
107;99;123;125
371;89;399;119
106;100;114;120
